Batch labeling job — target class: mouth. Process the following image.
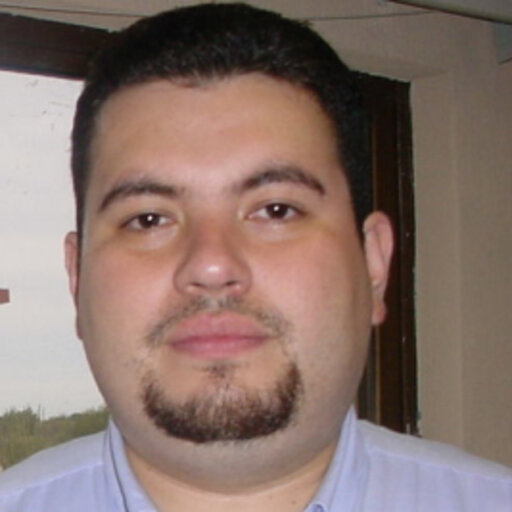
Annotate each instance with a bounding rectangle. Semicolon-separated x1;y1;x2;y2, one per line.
168;312;270;360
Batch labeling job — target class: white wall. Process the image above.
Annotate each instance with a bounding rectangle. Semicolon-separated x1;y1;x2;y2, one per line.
314;8;512;466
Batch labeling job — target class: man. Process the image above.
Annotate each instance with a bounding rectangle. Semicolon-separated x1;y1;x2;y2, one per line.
0;3;510;511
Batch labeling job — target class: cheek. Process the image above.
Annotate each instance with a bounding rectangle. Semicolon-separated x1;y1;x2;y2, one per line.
76;251;172;375
79;249;171;321
75;253;170;417
259;234;373;393
259;232;371;331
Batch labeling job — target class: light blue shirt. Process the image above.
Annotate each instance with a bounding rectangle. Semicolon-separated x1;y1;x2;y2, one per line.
0;408;511;511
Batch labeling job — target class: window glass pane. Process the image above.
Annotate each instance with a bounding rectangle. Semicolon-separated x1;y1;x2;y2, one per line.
0;69;103;418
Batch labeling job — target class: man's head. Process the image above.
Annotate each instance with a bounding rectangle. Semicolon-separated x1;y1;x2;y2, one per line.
65;2;392;492
72;2;370;237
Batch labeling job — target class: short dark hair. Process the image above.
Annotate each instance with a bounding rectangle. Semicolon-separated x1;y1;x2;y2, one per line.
72;2;370;234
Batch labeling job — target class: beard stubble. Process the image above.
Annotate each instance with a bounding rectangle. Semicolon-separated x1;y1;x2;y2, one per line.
140;296;303;444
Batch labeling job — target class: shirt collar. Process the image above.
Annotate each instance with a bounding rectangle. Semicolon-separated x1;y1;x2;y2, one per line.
104;419;157;512
307;407;369;512
103;407;368;512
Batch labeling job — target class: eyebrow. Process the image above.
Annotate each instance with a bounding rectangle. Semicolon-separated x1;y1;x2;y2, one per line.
236;164;326;196
98;164;326;213
98;178;182;213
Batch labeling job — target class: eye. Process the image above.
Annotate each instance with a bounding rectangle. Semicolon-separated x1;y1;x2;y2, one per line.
249;202;303;222
123;212;171;231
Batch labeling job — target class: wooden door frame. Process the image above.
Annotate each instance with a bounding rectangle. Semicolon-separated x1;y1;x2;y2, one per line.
358;76;418;434
0;13;108;78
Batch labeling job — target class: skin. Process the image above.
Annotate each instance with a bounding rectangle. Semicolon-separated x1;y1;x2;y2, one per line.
65;74;393;512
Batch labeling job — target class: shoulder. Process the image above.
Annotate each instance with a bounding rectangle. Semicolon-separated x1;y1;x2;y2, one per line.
358;420;512;510
0;431;105;506
359;419;512;478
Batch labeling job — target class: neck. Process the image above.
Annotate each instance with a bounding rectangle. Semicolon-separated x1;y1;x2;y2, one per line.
126;440;337;512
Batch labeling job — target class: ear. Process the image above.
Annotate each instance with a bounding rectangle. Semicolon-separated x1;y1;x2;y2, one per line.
65;232;83;338
64;231;80;307
362;212;394;326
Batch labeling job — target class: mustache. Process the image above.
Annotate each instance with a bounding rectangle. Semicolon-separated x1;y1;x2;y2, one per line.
145;295;290;347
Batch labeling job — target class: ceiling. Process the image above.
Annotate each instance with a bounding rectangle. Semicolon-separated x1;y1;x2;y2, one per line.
0;1;509;62
0;0;428;30
0;0;510;30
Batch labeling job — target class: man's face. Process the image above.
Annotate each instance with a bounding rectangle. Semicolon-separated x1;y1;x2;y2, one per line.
66;74;392;481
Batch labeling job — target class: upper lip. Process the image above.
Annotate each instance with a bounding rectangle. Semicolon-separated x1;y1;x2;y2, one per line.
167;312;269;344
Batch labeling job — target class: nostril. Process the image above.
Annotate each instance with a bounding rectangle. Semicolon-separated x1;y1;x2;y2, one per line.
186;278;241;292
195;279;240;290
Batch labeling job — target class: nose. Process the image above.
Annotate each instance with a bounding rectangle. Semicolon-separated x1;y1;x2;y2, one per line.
173;221;252;298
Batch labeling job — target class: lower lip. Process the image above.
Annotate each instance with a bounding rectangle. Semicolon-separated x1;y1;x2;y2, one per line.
171;335;267;360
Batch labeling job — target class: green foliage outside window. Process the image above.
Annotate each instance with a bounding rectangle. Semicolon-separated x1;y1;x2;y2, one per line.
0;406;108;469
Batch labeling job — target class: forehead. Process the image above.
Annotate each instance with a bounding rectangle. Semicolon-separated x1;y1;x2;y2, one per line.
89;74;345;193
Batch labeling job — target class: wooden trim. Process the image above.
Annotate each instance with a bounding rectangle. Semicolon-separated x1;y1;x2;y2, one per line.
358;76;418;434
0;12;109;78
0;289;9;304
